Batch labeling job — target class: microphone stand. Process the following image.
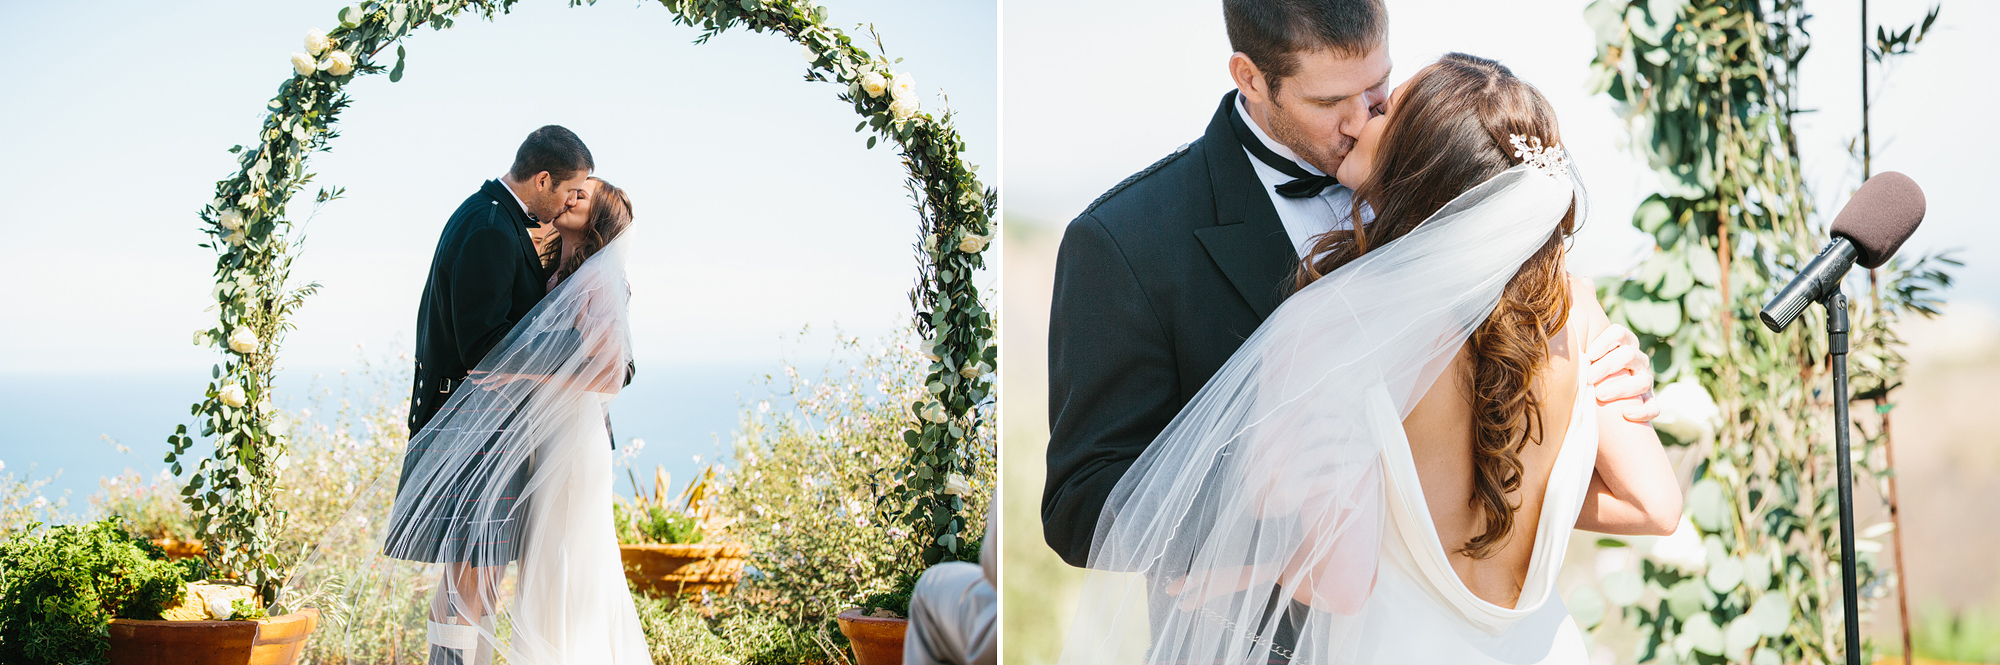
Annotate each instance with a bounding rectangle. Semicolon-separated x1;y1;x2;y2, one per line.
1826;288;1863;665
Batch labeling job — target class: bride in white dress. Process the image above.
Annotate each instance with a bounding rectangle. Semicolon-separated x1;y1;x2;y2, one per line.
1060;53;1683;665
283;178;649;665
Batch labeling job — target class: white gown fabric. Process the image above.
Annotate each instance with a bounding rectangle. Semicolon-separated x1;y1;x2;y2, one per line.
1059;163;1594;665
282;236;648;665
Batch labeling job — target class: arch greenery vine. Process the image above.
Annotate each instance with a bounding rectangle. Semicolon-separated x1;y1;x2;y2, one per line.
1574;1;1954;663
164;0;996;603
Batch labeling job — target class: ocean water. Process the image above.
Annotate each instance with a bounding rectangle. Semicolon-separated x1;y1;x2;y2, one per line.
0;361;783;516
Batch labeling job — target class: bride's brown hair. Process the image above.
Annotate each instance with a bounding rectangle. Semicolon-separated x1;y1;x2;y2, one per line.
540;176;634;285
1296;52;1578;559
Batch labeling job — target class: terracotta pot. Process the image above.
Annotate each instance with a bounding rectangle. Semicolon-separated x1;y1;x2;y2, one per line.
107;607;318;665
151;538;204;561
619;542;747;596
835;609;907;665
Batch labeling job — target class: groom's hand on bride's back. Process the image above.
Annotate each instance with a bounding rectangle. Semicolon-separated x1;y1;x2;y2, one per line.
1585;322;1659;424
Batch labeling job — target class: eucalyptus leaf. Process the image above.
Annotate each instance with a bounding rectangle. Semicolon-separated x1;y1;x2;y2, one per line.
1743;552;1771;591
1687;478;1731;531
1603;570;1644;607
1634;196;1673;232
1570;587;1606;629
1749;593;1790;636
1724;614;1761;654
1706;555;1743;593
1684;612;1724;655
1626;297;1683;336
1666;579;1704;619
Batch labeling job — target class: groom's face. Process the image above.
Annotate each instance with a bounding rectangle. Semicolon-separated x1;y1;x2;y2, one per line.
528;171;592;225
1234;44;1392;180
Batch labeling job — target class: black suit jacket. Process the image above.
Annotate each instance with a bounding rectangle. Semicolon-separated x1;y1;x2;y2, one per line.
1043;91;1301;567
408;179;553;432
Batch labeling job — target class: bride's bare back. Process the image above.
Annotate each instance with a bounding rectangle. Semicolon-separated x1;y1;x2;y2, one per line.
1402;274;1600;608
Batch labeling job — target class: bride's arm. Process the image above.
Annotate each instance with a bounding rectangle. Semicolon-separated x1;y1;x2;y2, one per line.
1571;276;1682;536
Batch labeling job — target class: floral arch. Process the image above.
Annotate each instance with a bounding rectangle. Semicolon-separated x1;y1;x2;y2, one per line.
161;0;995;599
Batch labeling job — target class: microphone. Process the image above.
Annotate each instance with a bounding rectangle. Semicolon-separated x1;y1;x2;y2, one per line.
1759;172;1926;332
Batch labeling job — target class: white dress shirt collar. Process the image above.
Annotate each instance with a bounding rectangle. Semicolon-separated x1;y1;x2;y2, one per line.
497;175;535;222
1234;93;1328;177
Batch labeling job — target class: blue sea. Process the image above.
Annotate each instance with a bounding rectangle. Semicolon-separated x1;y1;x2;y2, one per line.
0;361;785;516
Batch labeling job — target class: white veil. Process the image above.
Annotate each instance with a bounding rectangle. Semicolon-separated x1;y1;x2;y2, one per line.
280;234;647;664
1060;165;1581;665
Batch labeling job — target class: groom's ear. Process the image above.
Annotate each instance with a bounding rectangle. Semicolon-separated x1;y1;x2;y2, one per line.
531;171;553;192
1229;53;1272;106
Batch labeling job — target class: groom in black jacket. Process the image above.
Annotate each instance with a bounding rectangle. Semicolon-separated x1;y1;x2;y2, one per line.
1044;0;1395;571
392;126;592;665
1044;0;1659;622
409;125;592;435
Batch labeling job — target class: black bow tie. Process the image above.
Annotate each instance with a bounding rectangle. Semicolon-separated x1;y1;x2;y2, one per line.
1228;103;1342;199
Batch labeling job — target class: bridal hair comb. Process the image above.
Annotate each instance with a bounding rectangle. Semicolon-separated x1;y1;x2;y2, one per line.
1509;134;1571;178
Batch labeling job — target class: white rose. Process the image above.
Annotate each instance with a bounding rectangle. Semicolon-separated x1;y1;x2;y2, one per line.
228;326;258;352
290;52;317;76
859;71;888;98
956;232;988;254
890;71;917;101
223;231;247;247
943;474;971;496
207;597;236;620
219;383;248;408
959;362;987;380
890;96;919;121
1652;379;1722;444
319;50;355;76
304;28;332;56
218;208;244;231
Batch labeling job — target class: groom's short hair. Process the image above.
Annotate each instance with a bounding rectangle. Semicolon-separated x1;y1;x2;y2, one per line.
509;125;595;185
1225;0;1385;94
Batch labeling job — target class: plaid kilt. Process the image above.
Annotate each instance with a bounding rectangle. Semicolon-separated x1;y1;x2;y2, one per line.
381;370;531;566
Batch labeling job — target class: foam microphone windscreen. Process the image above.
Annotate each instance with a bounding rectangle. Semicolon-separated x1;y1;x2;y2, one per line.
1830;171;1925;269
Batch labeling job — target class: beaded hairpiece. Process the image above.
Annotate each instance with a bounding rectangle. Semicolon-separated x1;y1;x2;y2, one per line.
1509;134;1572;178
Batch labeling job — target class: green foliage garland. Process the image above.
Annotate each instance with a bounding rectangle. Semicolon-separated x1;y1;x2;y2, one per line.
165;0;996;604
1580;1;1955;663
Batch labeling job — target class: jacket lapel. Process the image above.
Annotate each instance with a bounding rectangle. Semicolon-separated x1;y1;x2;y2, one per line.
481;179;552;283
1193;91;1297;321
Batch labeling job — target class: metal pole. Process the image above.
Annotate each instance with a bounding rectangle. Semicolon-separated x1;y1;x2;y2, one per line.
1828;290;1862;665
1862;0;1872;177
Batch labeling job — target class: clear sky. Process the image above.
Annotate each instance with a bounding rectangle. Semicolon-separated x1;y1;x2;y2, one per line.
1002;0;1996;308
0;0;995;506
0;0;998;375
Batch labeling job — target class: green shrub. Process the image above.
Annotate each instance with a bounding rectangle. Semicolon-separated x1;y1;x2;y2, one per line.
0;519;195;665
719;333;995;629
634;594;840;665
616;503;704;545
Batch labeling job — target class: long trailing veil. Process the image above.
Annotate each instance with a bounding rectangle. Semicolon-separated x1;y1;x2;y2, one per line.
1059;163;1582;665
279;234;646;664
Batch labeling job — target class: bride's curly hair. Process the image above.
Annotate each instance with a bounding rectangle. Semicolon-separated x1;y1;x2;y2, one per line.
540;176;634;285
1296;52;1579;559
